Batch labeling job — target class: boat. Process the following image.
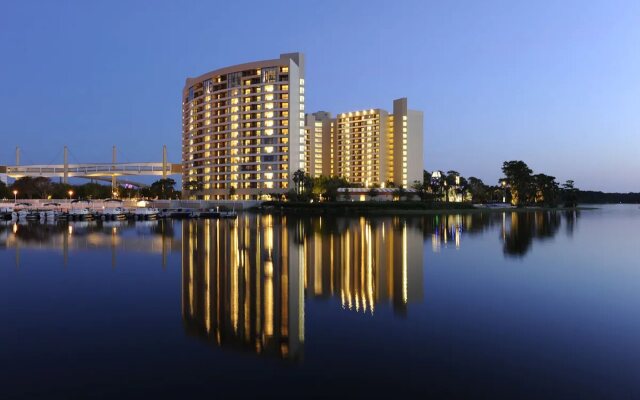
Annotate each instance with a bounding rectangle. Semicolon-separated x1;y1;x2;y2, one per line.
103;207;127;220
69;208;94;220
134;207;160;219
42;203;63;220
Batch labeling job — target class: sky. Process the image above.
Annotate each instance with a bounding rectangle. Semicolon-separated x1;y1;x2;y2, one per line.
0;0;638;192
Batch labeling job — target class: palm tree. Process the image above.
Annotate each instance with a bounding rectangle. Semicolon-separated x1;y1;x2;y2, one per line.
292;169;305;194
185;180;203;192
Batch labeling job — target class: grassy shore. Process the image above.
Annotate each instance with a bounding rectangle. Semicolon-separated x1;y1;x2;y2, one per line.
250;201;589;216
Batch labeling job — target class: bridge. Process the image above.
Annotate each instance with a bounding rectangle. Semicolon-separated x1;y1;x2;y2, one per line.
1;145;182;189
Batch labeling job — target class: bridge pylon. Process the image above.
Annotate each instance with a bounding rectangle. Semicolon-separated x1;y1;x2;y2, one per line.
112;146;117;197
63;146;69;184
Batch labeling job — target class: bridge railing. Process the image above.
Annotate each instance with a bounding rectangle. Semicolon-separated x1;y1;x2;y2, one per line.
5;162;181;177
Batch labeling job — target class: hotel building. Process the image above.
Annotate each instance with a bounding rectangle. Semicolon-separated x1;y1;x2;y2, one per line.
182;53;305;200
303;111;333;178
305;98;423;188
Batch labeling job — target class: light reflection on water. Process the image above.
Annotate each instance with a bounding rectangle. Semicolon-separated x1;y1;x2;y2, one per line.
0;210;579;360
0;206;639;397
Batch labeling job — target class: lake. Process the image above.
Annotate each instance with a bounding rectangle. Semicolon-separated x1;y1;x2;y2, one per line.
1;205;639;398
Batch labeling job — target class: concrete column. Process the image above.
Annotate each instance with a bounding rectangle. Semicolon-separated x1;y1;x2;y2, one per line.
63;146;69;184
162;145;167;180
112;146;117;196
15;146;20;166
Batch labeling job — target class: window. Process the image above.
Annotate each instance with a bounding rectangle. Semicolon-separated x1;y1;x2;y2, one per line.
203;79;213;94
228;72;241;88
261;67;277;83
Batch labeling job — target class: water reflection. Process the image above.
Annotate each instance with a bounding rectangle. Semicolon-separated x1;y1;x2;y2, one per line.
181;215;425;361
0;219;178;268
295;216;424;315
181;216;305;361
0;210;580;361
412;210;578;257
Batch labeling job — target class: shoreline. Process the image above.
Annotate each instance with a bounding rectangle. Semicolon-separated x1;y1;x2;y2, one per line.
250;203;594;216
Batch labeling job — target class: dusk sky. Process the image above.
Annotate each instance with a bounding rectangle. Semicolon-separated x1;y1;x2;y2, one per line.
1;0;638;192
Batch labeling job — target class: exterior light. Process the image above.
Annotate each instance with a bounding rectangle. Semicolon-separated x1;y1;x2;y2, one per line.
13;190;18;203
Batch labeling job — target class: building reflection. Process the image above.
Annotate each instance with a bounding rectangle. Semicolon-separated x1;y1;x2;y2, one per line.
300;217;424;316
181;215;425;360
181;216;305;361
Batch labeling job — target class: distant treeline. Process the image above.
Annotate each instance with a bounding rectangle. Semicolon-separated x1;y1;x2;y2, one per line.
576;191;640;204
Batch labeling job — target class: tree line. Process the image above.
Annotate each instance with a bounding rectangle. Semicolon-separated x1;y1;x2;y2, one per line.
0;177;180;200
283;160;582;207
415;161;580;207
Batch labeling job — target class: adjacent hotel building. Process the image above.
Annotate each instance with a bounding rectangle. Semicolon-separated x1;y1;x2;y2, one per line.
182;53;305;200
182;52;423;199
304;98;423;188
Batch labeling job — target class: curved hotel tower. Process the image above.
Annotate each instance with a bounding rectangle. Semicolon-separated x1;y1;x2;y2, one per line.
182;53;305;200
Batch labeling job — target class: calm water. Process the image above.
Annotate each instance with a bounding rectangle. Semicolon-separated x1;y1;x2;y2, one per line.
1;205;639;398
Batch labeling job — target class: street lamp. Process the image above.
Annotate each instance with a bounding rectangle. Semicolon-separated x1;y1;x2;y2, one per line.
501;180;507;203
68;190;74;202
13;190;17;204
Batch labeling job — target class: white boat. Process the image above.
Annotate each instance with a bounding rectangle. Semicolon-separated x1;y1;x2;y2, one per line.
69;208;94;220
134;207;159;219
103;207;127;220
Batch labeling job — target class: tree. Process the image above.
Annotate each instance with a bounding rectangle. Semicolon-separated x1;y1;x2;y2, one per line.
228;186;237;200
148;178;177;199
0;180;10;199
185;180;203;192
292;169;305;194
75;182;112;199
312;175;350;201
368;188;379;200
410;180;427;200
532;174;559;206
501;161;533;206
10;177;52;199
49;182;74;199
428;171;446;201
302;174;314;197
268;192;283;201
445;171;466;202
423;170;431;186
393;186;406;201
467;177;489;203
285;188;299;201
562;180;579;207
